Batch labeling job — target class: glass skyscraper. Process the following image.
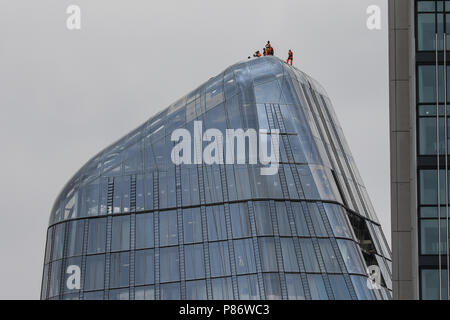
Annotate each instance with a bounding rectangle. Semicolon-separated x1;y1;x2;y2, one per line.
390;0;450;300
41;56;391;300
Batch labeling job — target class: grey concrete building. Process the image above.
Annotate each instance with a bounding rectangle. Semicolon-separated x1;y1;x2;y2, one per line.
389;0;416;300
390;0;450;300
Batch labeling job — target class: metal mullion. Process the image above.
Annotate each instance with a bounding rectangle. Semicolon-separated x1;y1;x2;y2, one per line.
444;28;450;300
436;32;442;300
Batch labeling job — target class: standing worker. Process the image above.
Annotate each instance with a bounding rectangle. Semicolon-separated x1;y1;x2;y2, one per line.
265;41;274;56
286;49;293;65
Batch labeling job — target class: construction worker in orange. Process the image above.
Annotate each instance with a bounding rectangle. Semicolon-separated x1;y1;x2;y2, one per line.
265;41;274;56
286;49;293;65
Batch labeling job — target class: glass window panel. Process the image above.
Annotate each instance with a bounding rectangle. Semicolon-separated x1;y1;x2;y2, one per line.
63;190;79;220
113;176;128;214
226;95;241;127
226;165;238;201
419;169;450;205
224;71;238;99
308;202;328;237
263;273;282;300
183;208;202;244
250;166;283;199
234;239;257;274
235;165;252;200
285;274;305;300
418;65;436;103
351;275;375;300
160;210;178;247
421;269;449;300
209;242;231;277
259;238;278;272
136;213;154;249
87;218;106;254
323;203;353;239
45;227;54;264
160;282;180;300
158;171;168;209
230;203;251;238
375;255;392;290
136;174;145;212
135;285;155;300
185;244;205;280
41;264;49;299
418;65;449;103
110;252;130;288
297;166;320;200
100;178;108;215
257;104;269;130
83;291;103;300
66;220;84;257
284;165;299;199
418;1;435;12
135;249;154;286
299;238;320;273
372;224;391;259
186;280;207;300
167;169;176;208
84;254;105;291
62;293;79;300
144;173;153;211
189;168;200;206
329;275;351;300
420;219;448;254
52;223;66;261
420;206;448;218
292;202;309;236
82;180;99;217
237;274;260;300
123;142;143;174
111;215;130;252
203;165;224;204
255;80;281;104
418;104;448;116
290;135;307;163
160;247;180;283
49;260;62;298
254;202;274;236
307;274;328;300
280;105;300;133
418;13;436;50
207;205;227;241
419;117;445;155
337;240;366;275
109;288;129;300
276;202;291;236
280;238;299;272
319;239;341;273
212;277;233;300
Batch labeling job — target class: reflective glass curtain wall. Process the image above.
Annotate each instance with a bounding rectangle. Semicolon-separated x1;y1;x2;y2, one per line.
41;56;391;300
417;0;450;300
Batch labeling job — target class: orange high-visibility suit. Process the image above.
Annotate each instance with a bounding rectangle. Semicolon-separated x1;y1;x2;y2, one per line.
286;50;293;65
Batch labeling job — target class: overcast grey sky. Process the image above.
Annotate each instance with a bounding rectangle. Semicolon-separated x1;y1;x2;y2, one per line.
0;0;389;299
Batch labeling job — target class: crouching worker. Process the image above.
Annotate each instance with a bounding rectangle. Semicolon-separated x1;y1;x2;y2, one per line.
253;51;262;58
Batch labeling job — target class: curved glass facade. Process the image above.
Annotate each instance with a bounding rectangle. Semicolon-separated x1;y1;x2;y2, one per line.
41;56;391;300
